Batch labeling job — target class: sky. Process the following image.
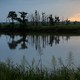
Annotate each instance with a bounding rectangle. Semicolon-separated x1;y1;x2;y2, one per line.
0;0;80;22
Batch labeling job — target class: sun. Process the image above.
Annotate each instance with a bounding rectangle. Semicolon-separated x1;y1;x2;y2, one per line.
69;13;80;22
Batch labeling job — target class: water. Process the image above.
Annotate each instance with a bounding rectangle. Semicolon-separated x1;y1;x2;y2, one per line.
0;33;80;69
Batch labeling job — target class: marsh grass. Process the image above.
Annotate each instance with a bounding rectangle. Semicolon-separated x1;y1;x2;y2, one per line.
1;23;80;30
0;53;80;80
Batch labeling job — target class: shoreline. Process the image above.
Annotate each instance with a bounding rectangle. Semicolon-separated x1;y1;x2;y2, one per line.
0;24;80;34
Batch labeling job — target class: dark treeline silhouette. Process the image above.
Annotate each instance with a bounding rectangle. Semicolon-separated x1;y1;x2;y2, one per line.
6;34;70;50
7;11;17;24
4;10;80;33
7;10;73;26
7;11;28;28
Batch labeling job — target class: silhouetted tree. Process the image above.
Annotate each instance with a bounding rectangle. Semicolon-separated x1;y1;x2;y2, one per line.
19;12;28;24
19;12;27;21
7;11;17;24
31;14;35;25
49;14;54;25
16;18;22;24
55;16;60;24
34;10;40;25
65;19;70;25
42;12;47;25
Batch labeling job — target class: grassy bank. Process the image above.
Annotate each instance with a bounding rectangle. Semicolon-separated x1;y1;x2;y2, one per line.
0;23;80;34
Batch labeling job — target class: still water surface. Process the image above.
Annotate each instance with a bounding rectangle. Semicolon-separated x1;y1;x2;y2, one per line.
0;33;80;68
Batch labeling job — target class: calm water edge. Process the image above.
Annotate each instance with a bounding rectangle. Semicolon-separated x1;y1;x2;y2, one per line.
0;33;80;69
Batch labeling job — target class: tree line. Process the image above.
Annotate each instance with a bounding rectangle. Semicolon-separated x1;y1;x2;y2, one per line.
7;10;68;26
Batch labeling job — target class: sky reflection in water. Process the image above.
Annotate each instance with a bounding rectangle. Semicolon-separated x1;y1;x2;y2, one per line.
0;34;80;69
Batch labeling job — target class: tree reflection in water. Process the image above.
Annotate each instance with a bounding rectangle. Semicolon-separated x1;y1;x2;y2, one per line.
8;33;28;49
7;34;70;50
8;34;17;49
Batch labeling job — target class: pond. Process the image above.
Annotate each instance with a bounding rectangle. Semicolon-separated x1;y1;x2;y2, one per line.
0;33;80;69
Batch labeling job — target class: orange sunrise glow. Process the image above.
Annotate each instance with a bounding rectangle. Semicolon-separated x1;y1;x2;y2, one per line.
69;13;80;22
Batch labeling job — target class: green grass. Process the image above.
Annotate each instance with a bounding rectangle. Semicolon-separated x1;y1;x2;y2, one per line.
0;52;80;80
1;23;80;29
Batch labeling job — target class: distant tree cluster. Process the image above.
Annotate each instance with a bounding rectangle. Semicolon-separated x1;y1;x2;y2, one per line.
7;11;28;25
7;10;76;26
7;11;17;24
7;10;61;25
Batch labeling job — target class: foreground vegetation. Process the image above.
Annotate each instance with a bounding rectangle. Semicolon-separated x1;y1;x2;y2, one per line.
0;53;80;80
